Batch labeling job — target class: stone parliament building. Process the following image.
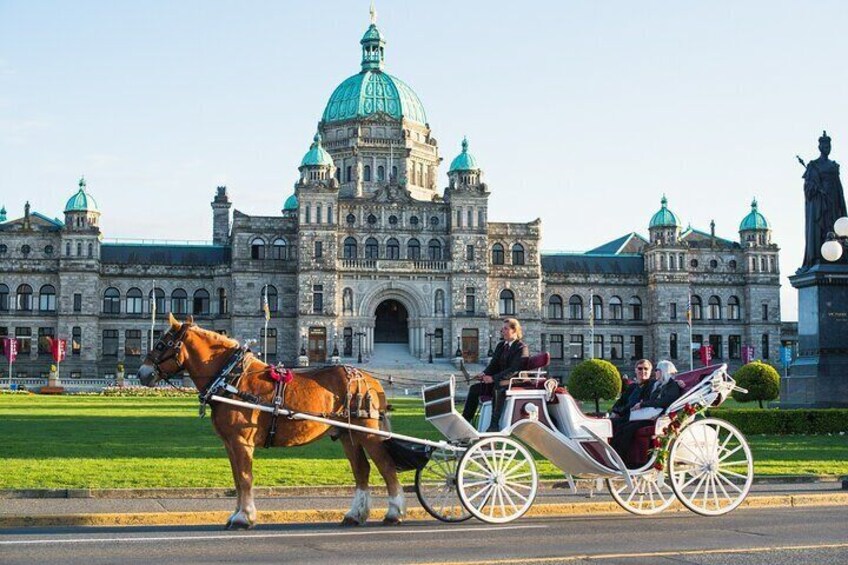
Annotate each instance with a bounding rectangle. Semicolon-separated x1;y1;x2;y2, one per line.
0;14;783;381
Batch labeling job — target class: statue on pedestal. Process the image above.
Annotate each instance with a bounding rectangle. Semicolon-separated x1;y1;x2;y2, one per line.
800;131;848;269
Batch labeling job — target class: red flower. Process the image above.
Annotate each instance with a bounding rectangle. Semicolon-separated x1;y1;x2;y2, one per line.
662;426;669;434
669;411;678;420
651;438;661;448
684;403;691;412
653;462;664;471
671;420;681;430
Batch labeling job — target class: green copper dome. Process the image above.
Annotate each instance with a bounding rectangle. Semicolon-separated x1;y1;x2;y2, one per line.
649;195;681;228
283;193;298;211
739;198;769;231
300;133;334;167
64;177;99;213
449;137;480;172
0;206;6;222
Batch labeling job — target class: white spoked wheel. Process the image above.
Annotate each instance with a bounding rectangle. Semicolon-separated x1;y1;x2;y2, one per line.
415;447;472;523
669;418;753;516
607;469;676;515
456;436;538;524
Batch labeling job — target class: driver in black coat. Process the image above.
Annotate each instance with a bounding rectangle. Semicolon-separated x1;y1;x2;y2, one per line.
462;318;529;432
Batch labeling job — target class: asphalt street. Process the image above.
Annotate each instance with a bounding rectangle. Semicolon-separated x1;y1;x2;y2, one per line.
0;505;846;565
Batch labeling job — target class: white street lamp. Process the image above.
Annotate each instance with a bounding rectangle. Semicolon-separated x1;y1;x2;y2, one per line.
821;215;848;262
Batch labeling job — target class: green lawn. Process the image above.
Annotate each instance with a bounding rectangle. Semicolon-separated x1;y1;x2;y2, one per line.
0;395;845;489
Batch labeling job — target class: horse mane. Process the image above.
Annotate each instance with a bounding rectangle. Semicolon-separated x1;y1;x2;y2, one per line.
188;324;242;351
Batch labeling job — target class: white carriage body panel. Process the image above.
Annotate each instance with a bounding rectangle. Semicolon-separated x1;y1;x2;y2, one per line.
422;377;479;442
550;393;613;440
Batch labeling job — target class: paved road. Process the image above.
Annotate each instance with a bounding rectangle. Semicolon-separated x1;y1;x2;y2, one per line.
0;505;846;565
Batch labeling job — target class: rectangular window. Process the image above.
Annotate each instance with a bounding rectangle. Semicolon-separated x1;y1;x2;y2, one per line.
610;335;624;359
125;330;142;357
631;335;644;359
550;334;564;360
466;244;474;261
0;287;8;311
72;326;81;355
670;332;678;359
37;327;54;356
692;334;703;362
569;335;583;359
147;329;162;353
314;241;323;259
709;334;723;359
670;302;677;320
434;328;444;357
73;293;82;312
343;327;353;357
465;287;475;314
729;335;741;359
762;303;769;321
593;335;604;359
0;327;7;356
467;209;473;227
261;327;277;357
16;327;32;355
312;285;323;314
762;334;770;359
610;302;623;320
455;209;462;228
102;329;118;357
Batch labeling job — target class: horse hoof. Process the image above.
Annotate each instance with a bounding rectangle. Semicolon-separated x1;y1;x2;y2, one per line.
341;516;363;527
227;519;254;530
382;517;402;526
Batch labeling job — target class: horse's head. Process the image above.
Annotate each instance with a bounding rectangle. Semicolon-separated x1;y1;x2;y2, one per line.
137;313;193;387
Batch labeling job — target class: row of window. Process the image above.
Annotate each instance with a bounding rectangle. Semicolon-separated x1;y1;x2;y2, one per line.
543;334;645;361
342;237;447;261
491;243;525;266
548;295;644;321
0;284;56;312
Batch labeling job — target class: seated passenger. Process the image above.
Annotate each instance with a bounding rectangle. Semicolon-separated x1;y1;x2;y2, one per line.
461;318;529;432
611;360;682;467
610;359;654;423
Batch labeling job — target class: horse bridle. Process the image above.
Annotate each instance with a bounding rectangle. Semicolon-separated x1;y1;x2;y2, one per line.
144;323;192;382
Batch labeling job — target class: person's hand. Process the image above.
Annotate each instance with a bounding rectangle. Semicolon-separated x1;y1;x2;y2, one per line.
632;402;641;410
480;375;493;384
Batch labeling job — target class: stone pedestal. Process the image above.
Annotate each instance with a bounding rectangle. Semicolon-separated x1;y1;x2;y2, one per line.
297;355;310;368
330;355;341;365
785;264;848;407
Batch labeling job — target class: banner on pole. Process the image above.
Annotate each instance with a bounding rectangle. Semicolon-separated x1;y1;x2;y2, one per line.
50;338;67;363
2;337;17;363
699;344;712;366
742;345;755;364
781;346;792;367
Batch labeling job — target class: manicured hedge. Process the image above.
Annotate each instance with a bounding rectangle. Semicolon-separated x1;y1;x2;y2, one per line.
706;408;848;435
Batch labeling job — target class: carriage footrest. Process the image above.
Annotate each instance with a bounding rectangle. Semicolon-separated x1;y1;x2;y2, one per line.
383;438;431;472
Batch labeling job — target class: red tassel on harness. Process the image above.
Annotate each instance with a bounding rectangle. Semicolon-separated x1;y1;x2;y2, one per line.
268;366;294;384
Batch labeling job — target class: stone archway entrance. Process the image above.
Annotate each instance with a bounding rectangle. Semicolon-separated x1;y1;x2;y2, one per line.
374;299;409;343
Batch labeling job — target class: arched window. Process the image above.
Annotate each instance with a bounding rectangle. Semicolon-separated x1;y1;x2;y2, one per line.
569;295;583;320
492;243;505;265
708;295;722;320
428;239;442;261
548;295;563;320
262;285;278;313
0;284;9;311
343;237;357;259
434;289;445;315
512;243;525;265
193;289;210;315
691;295;702;320
392;165;398;180
148;288;165;314
171;288;188;315
250;237;265;260
363;165;371;182
65;242;71;256
272;238;287;260
609;296;623;320
629;296;643;320
377;165;385;181
728;296;741;320
327;205;333;224
125;288;143;314
386;238;400;260
316;204;322;224
365;237;379;259
407;238;421;260
38;284;56;312
102;287;120;314
342;288;353;314
88;243;93;257
499;289;515;316
592;295;603;320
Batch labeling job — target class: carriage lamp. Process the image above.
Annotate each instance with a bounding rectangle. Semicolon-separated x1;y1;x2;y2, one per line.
821;216;848;262
487;332;494;357
425;331;434;364
355;331;365;363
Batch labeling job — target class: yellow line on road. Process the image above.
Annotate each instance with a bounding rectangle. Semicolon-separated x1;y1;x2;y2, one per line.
407;542;848;565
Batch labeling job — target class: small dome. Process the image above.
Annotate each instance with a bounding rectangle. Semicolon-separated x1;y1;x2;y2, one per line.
0;206;6;222
361;23;384;43
283;193;298;211
64;177;99;213
649;195;681;228
740;198;769;231
300;133;334;167
449;138;480;172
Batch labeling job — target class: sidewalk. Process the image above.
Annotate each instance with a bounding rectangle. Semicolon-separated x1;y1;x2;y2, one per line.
1;478;846;528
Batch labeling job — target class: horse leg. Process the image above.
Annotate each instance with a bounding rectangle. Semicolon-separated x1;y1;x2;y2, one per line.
222;441;243;529
340;434;371;526
224;439;257;530
362;437;405;526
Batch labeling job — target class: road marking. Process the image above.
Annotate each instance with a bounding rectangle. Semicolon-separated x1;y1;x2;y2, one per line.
0;523;546;546
407;542;848;564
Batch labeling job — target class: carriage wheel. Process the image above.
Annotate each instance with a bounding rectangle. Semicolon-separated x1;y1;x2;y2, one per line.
456;437;538;524
668;418;753;516
607;469;676;515
414;447;472;523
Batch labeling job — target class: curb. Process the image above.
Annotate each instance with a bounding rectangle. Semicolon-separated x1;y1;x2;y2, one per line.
1;492;847;529
1;475;844;499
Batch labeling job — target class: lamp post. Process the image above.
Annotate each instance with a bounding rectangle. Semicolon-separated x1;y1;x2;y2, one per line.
425;331;434;363
455;335;462;358
300;331;307;357
821;216;848;261
355;331;365;363
487;331;494;357
332;331;339;358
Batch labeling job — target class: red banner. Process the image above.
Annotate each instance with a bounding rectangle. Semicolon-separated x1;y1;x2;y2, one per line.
699;344;712;366
49;338;67;363
2;337;17;363
742;345;755;364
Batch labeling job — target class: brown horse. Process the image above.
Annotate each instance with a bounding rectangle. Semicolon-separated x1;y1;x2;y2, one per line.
136;313;404;529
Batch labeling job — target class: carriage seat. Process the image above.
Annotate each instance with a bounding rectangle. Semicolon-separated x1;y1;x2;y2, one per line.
549;392;612;440
505;352;551;390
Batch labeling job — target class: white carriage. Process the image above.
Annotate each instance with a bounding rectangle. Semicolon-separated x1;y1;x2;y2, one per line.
415;358;754;524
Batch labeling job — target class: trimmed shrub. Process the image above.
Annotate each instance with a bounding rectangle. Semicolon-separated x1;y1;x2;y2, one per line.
731;361;780;408
568;359;621;414
706;409;848;434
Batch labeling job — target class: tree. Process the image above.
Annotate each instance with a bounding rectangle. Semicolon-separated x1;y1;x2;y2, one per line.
731;361;780;408
568;359;622;415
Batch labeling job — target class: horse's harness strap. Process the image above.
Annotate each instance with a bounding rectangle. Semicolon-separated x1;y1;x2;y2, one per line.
198;348;247;418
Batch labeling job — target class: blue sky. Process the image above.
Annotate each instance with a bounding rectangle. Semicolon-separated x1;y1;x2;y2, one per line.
2;1;848;321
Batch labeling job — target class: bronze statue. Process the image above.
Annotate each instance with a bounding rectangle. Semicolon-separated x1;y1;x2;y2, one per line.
799;131;848;269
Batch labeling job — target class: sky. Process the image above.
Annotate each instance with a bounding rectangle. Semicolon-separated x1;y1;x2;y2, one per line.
2;1;848;321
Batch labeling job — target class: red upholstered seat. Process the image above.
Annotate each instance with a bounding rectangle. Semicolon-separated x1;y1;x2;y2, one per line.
674;364;723;393
526;352;550;371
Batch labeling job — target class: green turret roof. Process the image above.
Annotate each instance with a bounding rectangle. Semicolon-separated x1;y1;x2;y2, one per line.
64;177;99;213
739;198;769;231
649;195;681;228
449;137;481;172
283;193;298;211
0;206;6;222
300;133;334;167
